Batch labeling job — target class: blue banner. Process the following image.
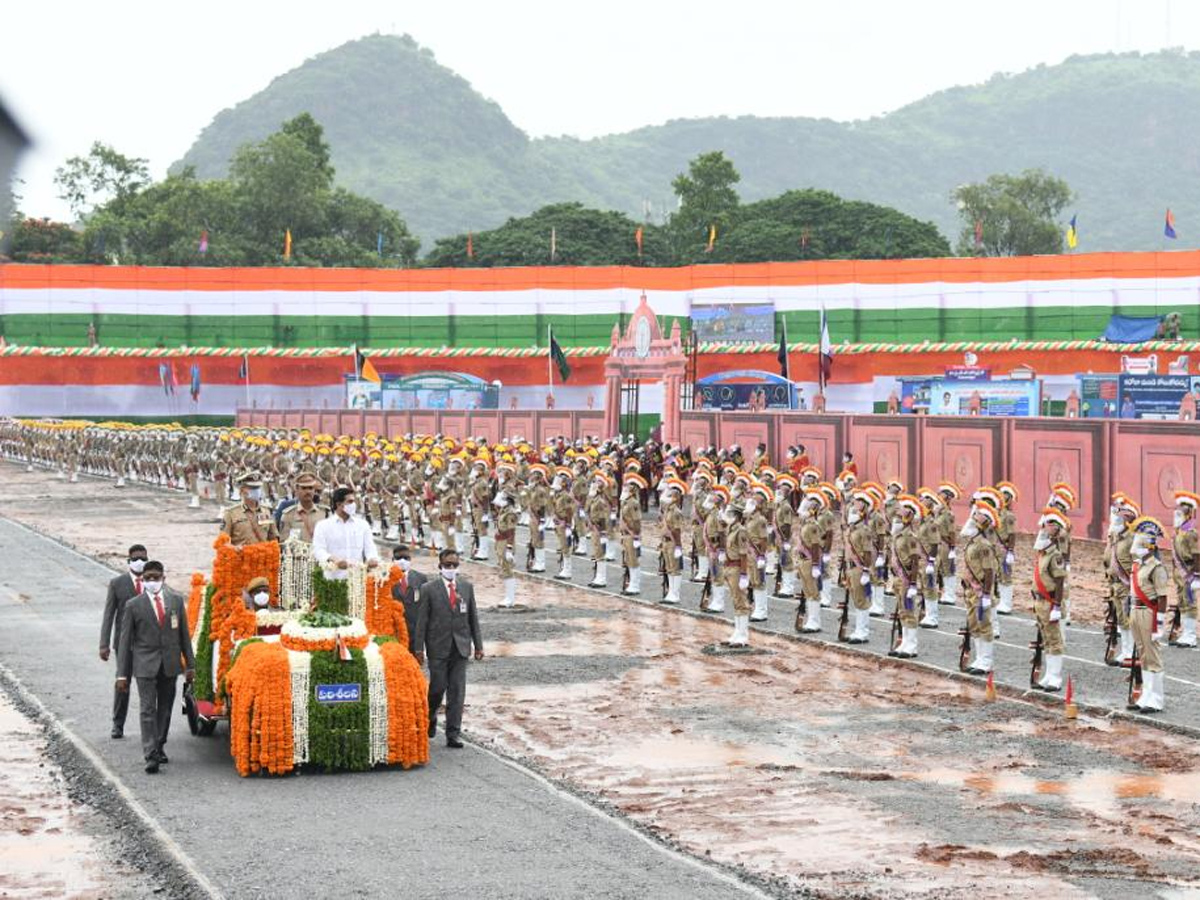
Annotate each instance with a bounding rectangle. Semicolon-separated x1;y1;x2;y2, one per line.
698;381;792;411
690;303;776;343
929;379;1041;416
1117;374;1200;419
315;683;362;704
1077;375;1120;418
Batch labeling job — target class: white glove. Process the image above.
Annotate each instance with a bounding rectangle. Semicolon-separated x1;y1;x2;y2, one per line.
673;547;683;559
738;574;749;590
482;514;491;524
822;553;831;565
538;523;546;534
1191;578;1200;596
874;555;885;568
448;527;456;536
610;512;617;523
1049;608;1061;622
860;573;871;586
906;586;918;600
634;539;641;551
981;595;991;609
811;566;822;579
1065;562;1071;574
783;543;791;551
566;528;574;539
1005;551;1015;567
718;552;727;564
925;561;935;575
948;549;956;561
504;551;514;563
756;557;766;570
1157;613;1166;632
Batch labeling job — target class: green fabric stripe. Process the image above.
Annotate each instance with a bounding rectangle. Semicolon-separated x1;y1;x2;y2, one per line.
307;649;371;772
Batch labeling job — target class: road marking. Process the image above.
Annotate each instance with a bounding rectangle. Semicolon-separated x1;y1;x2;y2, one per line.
0;660;224;900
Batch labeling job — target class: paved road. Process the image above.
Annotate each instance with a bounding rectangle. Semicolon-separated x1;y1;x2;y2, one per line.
0;516;764;900
491;523;1200;733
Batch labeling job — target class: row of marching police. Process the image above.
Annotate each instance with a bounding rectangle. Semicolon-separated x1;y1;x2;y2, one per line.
2;420;1196;715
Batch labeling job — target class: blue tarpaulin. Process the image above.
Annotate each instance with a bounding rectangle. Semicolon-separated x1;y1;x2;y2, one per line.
1102;314;1162;343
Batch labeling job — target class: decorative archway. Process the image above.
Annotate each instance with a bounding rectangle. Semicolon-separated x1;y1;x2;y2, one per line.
603;293;687;443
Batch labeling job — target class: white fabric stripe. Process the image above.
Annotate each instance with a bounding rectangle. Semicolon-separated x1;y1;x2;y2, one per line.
288;650;311;766
0;384;342;418
363;641;389;767
0;277;1195;317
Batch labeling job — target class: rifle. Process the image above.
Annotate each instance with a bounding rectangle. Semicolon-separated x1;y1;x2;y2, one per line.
958;624;971;672
689;544;699;579
526;539;536;572
794;590;808;633
887;600;902;655
1167;603;1183;645
1029;621;1045;688
471;519;480;557
1104;598;1120;666
622;562;630;593
773;560;783;597
699;571;713;611
837;592;850;642
658;550;669;596
1125;643;1143;709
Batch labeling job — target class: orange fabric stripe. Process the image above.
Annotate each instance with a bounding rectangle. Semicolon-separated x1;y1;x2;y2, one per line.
5;250;1200;293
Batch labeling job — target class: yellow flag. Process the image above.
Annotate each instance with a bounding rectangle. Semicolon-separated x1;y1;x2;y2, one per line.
284;229;293;259
1065;215;1078;250
705;224;717;253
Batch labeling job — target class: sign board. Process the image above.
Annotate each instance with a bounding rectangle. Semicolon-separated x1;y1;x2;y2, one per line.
928;379;1041;417
690;303;776;343
1117;374;1200;419
898;376;935;414
1077;375;1120;418
943;366;991;382
315;683;362;704
345;379;381;410
697;381;792;411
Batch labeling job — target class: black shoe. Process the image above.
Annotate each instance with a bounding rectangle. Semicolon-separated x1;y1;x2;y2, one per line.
144;759;160;774
110;727;124;739
428;720;437;739
446;738;464;749
155;751;169;764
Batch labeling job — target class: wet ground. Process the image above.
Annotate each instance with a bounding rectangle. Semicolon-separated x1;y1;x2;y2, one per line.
4;462;1200;899
0;689;152;899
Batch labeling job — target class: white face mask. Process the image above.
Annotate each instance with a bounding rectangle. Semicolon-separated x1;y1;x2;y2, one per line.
252;591;270;608
128;559;146;574
1033;532;1051;551
588;486;599;497
396;558;411;572
722;511;737;526
847;510;862;524
441;568;457;582
143;579;163;594
961;521;979;539
246;487;263;501
745;499;757;514
343;502;357;517
1175;510;1188;528
703;497;715;509
1109;517;1125;535
1132;543;1150;559
891;520;904;536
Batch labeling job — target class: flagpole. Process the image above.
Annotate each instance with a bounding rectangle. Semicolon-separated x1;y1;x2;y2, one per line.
783;318;792;409
243;352;251;410
547;325;554;399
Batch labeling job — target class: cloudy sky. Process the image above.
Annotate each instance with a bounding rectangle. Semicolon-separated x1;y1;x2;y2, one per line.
2;0;1195;219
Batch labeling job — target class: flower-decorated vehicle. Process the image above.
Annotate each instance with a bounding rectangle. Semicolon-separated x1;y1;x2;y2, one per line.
186;534;429;775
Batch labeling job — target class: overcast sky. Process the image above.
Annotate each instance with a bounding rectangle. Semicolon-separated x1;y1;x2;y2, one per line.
3;0;1196;219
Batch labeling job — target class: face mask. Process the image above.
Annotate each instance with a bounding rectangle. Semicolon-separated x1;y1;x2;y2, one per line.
252;591;270;608
1033;532;1051;551
1175;510;1187;528
1109;518;1125;535
247;488;263;501
441;568;457;582
847;510;862;524
722;512;736;526
143;579;163;594
891;520;904;536
589;486;599;497
343;502;357;517
1132;543;1150;559
961;521;979;539
128;559;146;574
745;500;757;514
703;497;715;510
396;558;411;572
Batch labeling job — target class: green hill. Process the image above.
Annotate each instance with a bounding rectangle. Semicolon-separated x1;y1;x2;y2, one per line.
175;36;1200;252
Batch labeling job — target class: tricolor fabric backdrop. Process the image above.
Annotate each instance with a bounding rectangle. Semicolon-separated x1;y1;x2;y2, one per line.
1;252;1198;419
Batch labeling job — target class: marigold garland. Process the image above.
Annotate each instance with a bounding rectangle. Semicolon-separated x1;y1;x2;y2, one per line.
186;572;207;629
378;641;430;769
226;641;295;777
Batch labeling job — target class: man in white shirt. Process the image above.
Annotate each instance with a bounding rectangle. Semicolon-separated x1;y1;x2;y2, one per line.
312;487;381;579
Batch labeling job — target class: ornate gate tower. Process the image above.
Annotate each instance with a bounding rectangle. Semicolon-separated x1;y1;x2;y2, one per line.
602;293;687;444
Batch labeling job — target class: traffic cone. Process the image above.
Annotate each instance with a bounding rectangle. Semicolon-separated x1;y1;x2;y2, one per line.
1063;675;1078;720
985;671;996;702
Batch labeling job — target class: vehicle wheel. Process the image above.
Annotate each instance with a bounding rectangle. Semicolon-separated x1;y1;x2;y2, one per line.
199;719;217;737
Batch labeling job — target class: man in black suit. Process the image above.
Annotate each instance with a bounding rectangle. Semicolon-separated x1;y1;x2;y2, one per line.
414;548;484;749
115;561;195;774
99;543;149;739
390;544;428;653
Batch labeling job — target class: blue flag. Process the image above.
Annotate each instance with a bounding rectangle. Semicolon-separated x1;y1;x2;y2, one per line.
377;232;384;256
1165;208;1177;240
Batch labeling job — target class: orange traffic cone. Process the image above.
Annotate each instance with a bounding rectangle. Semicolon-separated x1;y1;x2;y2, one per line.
985;670;997;702
1064;675;1078;719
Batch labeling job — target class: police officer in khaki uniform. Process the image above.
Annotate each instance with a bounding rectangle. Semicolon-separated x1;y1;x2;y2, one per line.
721;502;752;647
888;495;925;659
551;468;579;580
221;473;280;545
843;490;876;643
658;478;687;604
586;473;614;587
745;483;773;620
1130;517;1170;712
619;473;645;595
1170;491;1200;648
959;504;1000;674
494;486;520;608
794;491;826;633
1104;493;1139;663
280;472;326;543
525;464;551;573
1031;507;1069;691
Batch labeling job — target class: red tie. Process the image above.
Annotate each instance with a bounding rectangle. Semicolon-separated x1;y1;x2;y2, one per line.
135;578;142;595
448;581;458;612
154;594;165;627
398;572;408;595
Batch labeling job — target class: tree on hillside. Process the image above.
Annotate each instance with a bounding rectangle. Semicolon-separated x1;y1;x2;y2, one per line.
54;142;150;220
280;113;335;182
952;169;1073;257
423;202;665;268
669;151;741;262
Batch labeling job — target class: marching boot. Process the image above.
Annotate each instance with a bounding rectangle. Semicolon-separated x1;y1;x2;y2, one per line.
1173;617;1198;647
1117;626;1134;663
996;584;1014;615
848;609;871;644
820;577;833;608
589;562;608;588
663;573;681;604
765;550;778;576
777;569;795;598
519;511;530;527
188;494;201;509
433;530;445;551
941;574;959;605
533;548;547;573
919;595;940;628
1138;671;1165;712
473;536;490;561
69;472;79;483
623;566;641;595
577;535;590;558
502;578;516;608
969;640;994;675
1039;654;1064;692
895;626;919;658
708;585;727;614
723;616;741;646
868;584;886;616
454;531;468;555
693;555;710;583
606;539;618;562
802;597;822;633
750;589;769;622
991;616;1002;640
1062;597;1072;626
385;523;400;542
556;555;573;580
115;477;126;488
733;615;750;647
371;519;383;537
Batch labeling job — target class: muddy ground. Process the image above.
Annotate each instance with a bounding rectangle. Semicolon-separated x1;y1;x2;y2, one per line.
3;463;1199;899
